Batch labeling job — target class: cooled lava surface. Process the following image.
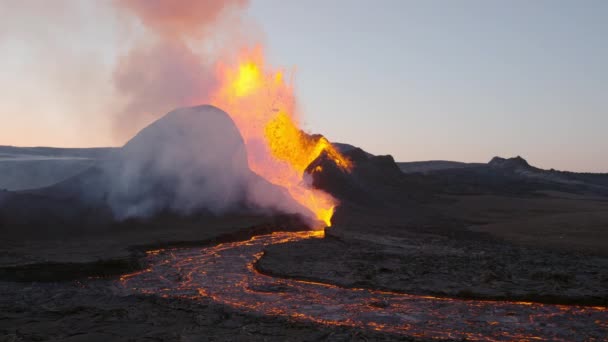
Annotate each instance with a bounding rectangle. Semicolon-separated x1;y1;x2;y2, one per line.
119;231;607;341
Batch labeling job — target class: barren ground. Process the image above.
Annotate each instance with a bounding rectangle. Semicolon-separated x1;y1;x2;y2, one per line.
0;280;412;341
1;148;607;340
0;215;419;341
257;193;608;306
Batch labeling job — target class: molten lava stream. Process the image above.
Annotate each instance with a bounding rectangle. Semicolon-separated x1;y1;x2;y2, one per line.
119;231;608;341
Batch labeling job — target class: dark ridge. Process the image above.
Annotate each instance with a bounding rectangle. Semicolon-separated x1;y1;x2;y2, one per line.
306;147;438;212
397;160;483;174
488;156;534;170
408;155;608;196
0;145;118;159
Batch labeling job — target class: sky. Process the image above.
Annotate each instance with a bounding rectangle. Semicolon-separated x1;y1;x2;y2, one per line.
1;0;607;172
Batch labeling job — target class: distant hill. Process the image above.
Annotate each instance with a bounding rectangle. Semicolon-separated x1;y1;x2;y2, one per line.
0;146;117;159
423;156;608;196
487;156;608;188
397;160;483;173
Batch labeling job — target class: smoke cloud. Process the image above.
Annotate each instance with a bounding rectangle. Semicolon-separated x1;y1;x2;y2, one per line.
117;0;248;39
0;1;319;225
105;105;310;221
111;0;249;142
112;39;215;138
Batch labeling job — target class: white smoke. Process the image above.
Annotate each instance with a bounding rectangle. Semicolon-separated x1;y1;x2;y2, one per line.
105;105;313;221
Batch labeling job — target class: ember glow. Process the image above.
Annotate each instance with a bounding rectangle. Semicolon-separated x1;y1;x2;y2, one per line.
210;48;351;228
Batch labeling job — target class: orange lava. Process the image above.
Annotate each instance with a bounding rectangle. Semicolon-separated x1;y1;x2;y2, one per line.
210;47;351;228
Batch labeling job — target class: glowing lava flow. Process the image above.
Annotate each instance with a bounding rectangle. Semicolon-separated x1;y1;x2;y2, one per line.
209;48;351;228
119;232;608;341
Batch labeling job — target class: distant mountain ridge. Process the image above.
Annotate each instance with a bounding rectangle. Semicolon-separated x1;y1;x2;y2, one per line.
319;144;608;196
398;155;607;177
0;146;118;191
398;160;484;173
487;156;608;188
0;145;117;159
420;155;608;196
488;156;532;170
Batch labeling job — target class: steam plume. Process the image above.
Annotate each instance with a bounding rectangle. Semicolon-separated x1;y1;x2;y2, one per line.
104;105;311;221
117;0;248;38
111;0;249;141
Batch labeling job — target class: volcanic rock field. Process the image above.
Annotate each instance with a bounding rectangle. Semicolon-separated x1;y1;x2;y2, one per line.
1;106;607;341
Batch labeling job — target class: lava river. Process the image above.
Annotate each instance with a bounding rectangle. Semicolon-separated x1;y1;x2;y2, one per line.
119;231;607;341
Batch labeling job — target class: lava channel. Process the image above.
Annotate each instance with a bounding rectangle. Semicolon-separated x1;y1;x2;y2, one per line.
118;231;607;341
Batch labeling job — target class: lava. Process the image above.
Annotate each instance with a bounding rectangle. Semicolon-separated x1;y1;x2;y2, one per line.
119;231;608;341
210;47;351;228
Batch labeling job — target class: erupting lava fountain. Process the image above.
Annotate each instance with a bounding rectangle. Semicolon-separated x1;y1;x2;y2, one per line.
208;47;352;229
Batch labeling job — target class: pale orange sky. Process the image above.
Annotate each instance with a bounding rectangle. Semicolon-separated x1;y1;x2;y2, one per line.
1;1;607;172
